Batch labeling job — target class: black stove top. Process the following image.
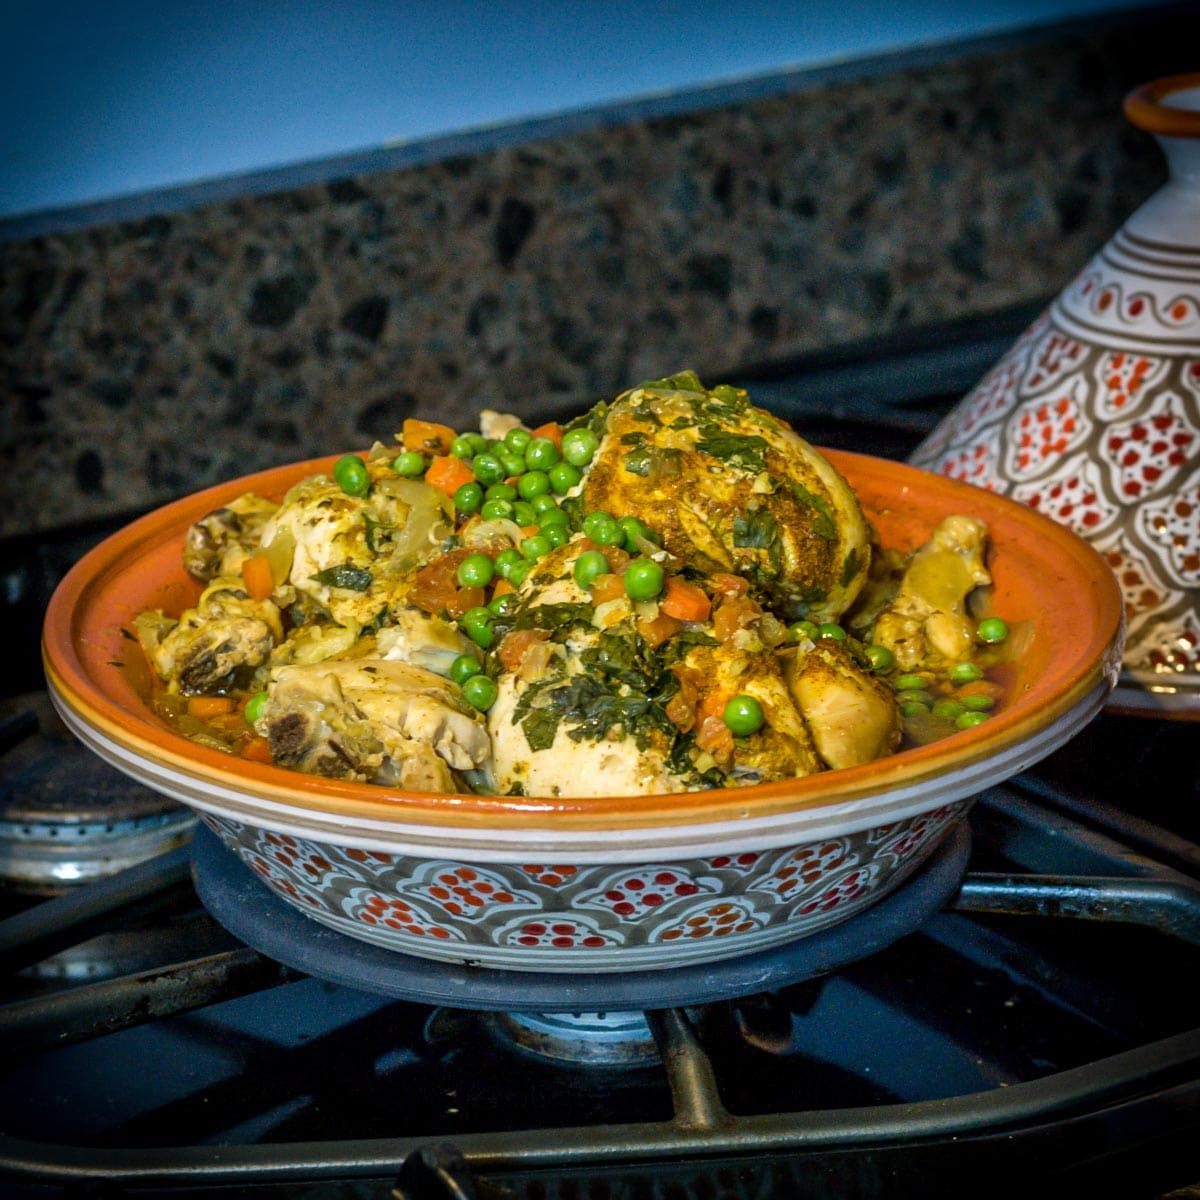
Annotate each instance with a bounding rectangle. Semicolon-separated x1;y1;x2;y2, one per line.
1;319;1197;1199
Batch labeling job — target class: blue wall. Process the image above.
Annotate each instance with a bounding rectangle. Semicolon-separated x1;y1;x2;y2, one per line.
0;0;1160;220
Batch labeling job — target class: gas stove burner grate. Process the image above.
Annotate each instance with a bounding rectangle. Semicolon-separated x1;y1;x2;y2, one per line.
190;820;972;1014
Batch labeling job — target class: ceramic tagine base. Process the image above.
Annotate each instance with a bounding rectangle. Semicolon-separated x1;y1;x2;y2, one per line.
910;73;1200;720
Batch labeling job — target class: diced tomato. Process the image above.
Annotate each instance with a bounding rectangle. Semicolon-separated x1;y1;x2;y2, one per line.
709;573;750;598
496;628;551;673
712;595;760;641
636;611;682;648
402;418;457;456
410;548;490;617
589;572;627;606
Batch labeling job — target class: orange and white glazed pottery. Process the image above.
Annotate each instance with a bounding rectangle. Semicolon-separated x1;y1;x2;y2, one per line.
911;73;1200;718
43;451;1123;972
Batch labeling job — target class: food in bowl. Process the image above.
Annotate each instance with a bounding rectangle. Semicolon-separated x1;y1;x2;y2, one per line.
132;371;1018;800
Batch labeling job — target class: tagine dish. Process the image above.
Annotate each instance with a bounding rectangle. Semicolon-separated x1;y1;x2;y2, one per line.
43;373;1124;971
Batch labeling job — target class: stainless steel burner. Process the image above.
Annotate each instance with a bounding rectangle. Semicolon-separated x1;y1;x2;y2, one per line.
0;696;195;892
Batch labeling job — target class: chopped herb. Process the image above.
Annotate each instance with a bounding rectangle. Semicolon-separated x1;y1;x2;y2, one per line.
512;601;594;635
310;565;373;591
791;482;839;542
640;370;705;393
694;426;768;472
732;508;778;550
622;445;654;476
841;548;860;588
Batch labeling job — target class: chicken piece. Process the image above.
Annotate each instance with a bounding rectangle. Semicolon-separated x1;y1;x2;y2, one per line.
487;537;821;796
376;606;478;676
871;516;991;671
258;464;452;628
261;659;491;791
137;578;284;695
183;494;281;583
678;640;823;784
577;373;872;623
781;640;901;770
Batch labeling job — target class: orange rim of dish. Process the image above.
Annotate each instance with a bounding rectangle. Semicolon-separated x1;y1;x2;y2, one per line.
1124;72;1200;138
42;450;1124;833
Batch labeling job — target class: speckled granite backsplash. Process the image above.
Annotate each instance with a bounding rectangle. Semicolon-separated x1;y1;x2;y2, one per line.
0;9;1189;537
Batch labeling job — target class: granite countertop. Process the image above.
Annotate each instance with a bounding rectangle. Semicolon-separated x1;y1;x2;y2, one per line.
0;6;1187;539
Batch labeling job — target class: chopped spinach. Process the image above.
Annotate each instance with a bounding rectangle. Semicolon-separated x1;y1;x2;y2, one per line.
640;370;705;393
512;601;594;635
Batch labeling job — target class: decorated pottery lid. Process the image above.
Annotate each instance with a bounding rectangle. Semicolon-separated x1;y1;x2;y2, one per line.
910;73;1200;720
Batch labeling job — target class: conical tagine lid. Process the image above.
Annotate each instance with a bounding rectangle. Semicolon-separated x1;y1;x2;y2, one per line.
910;73;1200;719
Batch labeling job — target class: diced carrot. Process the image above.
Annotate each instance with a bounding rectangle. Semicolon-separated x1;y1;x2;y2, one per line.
241;736;274;763
709;572;750;598
402;418;457;456
241;554;275;602
659;577;711;623
425;454;476;498
492;578;515;598
530;421;563;449
187;695;235;718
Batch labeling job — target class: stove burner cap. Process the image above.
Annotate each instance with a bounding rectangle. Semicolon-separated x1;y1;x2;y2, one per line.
492;1010;659;1066
192;821;971;1012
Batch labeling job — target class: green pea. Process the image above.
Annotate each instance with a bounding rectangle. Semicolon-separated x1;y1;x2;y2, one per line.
494;548;524;580
508;559;532;587
450;435;477;460
480;498;515;522
391;450;427;478
524;437;560;471
489;591;518;618
244;690;269;724
624;557;665;601
449;654;483;685
573;549;610;589
900;700;931;718
619;516;658;550
561;427;600;467
537;505;570;529
521;534;552;561
817;623;846;640
548;461;582;495
485;482;518;503
962;694;995;711
511;500;538;527
902;690;934;708
454;482;484;515
864;644;895;673
788;620;820;642
457;552;495;589
500;451;526;478
518;471;551;499
530;492;560;515
931;699;965;720
956;710;989;729
543;524;569;549
471;453;506;485
333;453;370;497
976;617;1009;644
465;433;488;455
894;674;930;692
503;427;532;453
949;661;983;684
723;694;765;736
583;511;622;545
462;673;498;711
460;606;495;649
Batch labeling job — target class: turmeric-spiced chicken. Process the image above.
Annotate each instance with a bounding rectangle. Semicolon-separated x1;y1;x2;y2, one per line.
135;372;1015;798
